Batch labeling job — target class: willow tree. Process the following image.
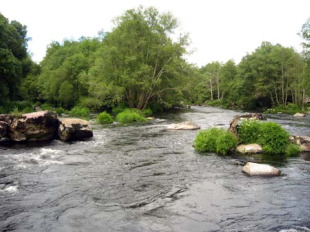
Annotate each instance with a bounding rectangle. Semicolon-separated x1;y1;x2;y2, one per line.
89;7;189;110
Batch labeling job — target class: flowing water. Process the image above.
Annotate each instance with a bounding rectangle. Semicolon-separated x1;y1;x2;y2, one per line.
0;106;310;232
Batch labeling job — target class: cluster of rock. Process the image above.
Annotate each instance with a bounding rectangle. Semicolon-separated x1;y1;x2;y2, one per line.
0;111;93;142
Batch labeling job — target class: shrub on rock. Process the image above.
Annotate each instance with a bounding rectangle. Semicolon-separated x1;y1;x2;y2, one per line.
97;112;114;124
69;106;89;118
194;128;237;155
238;120;290;154
285;144;301;157
116;109;146;123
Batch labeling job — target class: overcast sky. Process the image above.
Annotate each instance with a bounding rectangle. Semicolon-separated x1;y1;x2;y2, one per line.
1;0;310;66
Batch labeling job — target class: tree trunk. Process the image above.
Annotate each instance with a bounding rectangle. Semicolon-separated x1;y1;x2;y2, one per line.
217;74;220;100
209;78;213;101
274;86;280;105
281;55;285;105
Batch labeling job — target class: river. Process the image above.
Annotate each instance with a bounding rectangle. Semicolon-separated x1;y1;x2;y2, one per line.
0;106;310;232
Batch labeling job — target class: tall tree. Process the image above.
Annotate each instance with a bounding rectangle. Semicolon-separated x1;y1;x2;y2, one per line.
0;13;30;102
89;7;189;110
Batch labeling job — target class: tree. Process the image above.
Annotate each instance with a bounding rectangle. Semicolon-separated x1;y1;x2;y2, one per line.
89;6;189;110
0;13;30;102
36;38;100;107
200;62;221;101
299;17;310;109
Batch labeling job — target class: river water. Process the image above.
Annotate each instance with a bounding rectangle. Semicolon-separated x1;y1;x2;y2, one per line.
0;106;310;232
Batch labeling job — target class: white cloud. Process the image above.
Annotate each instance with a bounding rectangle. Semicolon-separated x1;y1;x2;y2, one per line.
1;0;309;66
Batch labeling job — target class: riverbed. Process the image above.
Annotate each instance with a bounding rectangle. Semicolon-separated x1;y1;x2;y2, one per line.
0;106;310;232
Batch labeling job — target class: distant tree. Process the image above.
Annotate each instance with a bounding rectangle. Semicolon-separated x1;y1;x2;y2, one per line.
237;42;304;108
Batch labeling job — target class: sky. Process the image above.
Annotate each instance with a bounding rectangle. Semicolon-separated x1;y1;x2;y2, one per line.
1;0;310;66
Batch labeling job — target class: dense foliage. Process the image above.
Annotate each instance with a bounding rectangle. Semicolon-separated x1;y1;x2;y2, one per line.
0;13;34;107
0;10;309;115
116;109;146;123
97;111;114;124
238;120;290;154
194;128;237;155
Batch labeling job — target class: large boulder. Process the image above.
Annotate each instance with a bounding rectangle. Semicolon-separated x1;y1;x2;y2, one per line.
290;135;310;152
58;118;93;142
229;113;266;135
0;121;8;139
242;162;281;177
166;121;201;130
293;113;306;118
236;144;263;154
7;111;58;142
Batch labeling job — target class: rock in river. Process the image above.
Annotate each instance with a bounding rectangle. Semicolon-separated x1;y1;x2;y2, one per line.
293;113;306;118
229;113;266;135
242;162;281;177
58;118;93;142
0;121;8;139
236;144;263;154
166;121;201;130
290;135;310;152
6;111;58;142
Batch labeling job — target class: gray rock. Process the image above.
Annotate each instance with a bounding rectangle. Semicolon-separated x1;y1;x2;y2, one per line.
58;118;93;142
242;162;281;176
166;121;201;130
290;135;310;152
229;113;266;135
0;121;8;139
8;111;58;142
293;113;306;117
236;144;263;154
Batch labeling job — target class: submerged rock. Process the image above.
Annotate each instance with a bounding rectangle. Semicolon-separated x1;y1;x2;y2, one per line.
7;111;58;142
236;144;263;154
293;113;306;118
58;118;93;142
166;121;201;130
290;135;310;152
229;113;266;135
242;162;281;177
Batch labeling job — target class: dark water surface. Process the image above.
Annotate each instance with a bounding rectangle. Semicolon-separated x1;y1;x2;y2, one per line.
1;106;310;232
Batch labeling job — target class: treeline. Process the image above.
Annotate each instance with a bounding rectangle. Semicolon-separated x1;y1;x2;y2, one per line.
191;41;310;110
1;7;310;114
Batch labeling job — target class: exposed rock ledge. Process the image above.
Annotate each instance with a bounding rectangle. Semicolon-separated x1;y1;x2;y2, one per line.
0;111;93;143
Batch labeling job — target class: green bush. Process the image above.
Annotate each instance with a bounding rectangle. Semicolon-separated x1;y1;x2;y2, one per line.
112;105;126;115
116;109;146;123
56;107;65;116
41;102;55;111
22;106;34;113
238;120;261;144
265;103;303;114
69;106;90;118
80;97;103;112
285;144;301;157
194;128;237;155
142;108;153;117
97;111;114;124
216;131;238;155
238;120;290;154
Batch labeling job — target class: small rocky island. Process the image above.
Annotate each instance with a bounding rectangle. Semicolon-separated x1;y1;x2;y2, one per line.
0;111;93;143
